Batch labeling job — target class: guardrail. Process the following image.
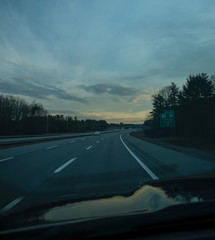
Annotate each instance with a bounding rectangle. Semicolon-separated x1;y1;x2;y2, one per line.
0;130;118;148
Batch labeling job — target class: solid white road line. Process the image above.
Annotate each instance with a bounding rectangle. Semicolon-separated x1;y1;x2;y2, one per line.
0;157;14;162
54;157;77;174
120;134;159;180
0;196;24;213
86;145;92;150
46;145;58;150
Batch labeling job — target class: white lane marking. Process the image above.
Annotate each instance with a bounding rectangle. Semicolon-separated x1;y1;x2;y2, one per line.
120;134;159;180
86;145;92;150
0;196;24;213
0;157;14;162
54;157;77;174
96;141;99;143
46;145;58;150
70;140;76;143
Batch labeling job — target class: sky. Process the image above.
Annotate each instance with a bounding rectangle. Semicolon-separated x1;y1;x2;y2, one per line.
0;0;215;123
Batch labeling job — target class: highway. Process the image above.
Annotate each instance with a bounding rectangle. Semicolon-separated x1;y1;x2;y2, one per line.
0;130;215;215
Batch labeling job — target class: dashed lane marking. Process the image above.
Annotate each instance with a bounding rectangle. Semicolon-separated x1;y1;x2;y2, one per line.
46;145;58;150
0;196;24;214
54;157;77;174
0;157;14;162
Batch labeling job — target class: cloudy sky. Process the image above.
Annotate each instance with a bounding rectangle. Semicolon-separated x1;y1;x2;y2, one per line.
0;0;215;123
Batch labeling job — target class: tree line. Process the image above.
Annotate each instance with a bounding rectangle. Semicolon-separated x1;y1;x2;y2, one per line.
0;95;110;135
145;73;215;144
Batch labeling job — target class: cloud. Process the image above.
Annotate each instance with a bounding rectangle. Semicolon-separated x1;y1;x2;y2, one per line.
117;70;162;83
1;0;215;123
0;77;88;104
79;83;140;96
79;83;153;105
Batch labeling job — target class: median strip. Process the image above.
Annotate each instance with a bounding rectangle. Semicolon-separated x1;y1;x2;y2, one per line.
120;134;159;180
54;157;77;173
0;131;116;149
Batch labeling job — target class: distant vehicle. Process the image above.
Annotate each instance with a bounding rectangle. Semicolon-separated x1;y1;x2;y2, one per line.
94;131;100;136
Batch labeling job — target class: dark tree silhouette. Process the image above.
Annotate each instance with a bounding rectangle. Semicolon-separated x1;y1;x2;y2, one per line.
180;73;214;105
147;73;215;145
0;94;111;135
151;82;179;137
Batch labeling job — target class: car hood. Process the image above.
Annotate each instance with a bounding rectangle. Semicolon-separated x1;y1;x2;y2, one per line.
1;177;215;233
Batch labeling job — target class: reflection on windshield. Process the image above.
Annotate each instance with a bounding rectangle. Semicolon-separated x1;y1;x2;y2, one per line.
43;182;205;222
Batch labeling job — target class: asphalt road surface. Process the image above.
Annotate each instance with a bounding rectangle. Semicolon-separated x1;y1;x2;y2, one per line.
0;130;214;215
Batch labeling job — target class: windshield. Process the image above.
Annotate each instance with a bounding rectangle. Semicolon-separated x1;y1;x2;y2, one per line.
0;0;215;231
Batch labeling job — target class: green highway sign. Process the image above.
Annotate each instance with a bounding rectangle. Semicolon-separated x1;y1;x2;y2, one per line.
160;110;175;128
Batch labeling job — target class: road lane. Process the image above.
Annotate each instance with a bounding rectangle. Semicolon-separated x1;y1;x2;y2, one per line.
0;134;105;211
0;135;95;160
19;131;153;210
1;130;214;215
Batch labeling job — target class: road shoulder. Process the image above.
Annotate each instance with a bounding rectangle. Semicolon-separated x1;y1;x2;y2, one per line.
130;132;215;162
122;132;215;178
